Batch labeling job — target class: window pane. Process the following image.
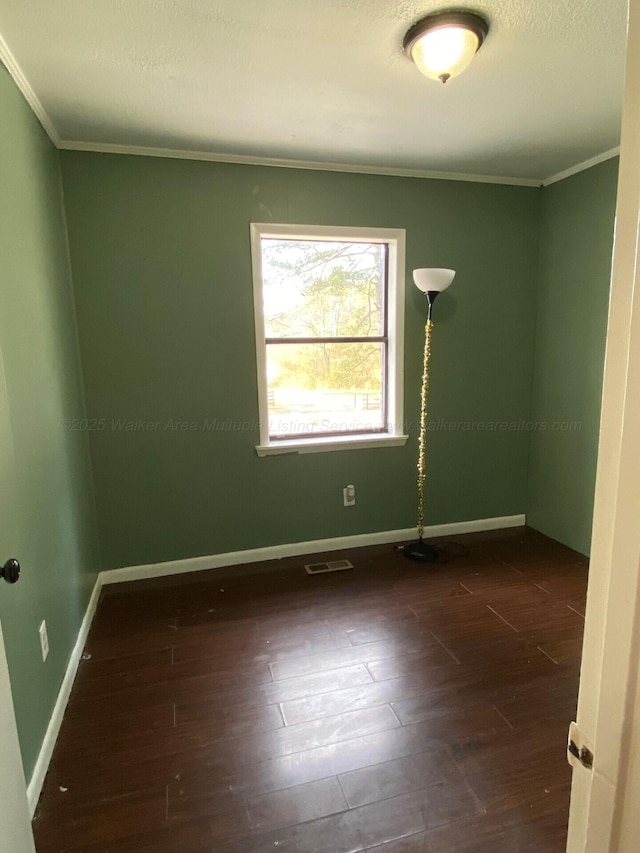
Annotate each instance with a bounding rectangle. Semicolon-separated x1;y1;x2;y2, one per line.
261;239;385;338
266;342;385;437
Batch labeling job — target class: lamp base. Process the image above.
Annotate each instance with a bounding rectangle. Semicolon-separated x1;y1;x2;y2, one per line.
403;539;439;562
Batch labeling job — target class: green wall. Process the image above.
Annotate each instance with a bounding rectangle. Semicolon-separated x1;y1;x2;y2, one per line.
0;59;618;779
0;66;100;777
527;159;619;555
60;152;541;569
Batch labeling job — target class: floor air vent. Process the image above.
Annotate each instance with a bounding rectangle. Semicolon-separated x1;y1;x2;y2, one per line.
304;559;354;575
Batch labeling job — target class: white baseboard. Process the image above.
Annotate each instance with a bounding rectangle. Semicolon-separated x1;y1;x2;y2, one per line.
27;572;103;817
101;514;526;585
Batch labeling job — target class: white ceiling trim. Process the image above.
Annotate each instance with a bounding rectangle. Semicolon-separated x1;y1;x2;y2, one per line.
0;29;59;146
542;147;621;187
58;139;543;187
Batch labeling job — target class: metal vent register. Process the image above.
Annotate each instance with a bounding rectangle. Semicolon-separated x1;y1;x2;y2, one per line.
304;559;354;575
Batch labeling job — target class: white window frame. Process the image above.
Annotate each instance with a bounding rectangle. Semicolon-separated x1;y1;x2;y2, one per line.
250;222;408;456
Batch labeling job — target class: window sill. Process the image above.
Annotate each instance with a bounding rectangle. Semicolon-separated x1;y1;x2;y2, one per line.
255;433;409;457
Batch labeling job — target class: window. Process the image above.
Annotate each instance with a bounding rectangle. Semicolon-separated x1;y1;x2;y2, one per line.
250;224;408;455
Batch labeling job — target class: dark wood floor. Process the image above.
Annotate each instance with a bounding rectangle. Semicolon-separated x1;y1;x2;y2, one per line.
33;526;588;852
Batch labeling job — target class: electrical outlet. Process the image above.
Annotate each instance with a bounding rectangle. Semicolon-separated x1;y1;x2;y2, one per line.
343;484;356;507
39;620;49;662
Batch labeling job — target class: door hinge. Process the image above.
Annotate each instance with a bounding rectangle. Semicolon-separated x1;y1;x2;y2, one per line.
567;721;594;770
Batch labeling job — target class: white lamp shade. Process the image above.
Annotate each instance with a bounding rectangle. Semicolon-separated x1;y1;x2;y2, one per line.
413;268;456;293
410;26;479;82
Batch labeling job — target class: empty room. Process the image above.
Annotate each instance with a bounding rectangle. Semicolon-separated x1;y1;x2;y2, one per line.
2;0;640;851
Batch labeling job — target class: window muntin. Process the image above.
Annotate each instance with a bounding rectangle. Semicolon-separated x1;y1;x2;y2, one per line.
251;224;406;455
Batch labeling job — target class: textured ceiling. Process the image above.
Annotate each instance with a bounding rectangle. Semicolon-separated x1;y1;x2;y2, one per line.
0;0;629;181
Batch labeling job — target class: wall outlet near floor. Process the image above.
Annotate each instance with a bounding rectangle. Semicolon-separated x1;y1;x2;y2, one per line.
39;620;49;662
343;484;356;507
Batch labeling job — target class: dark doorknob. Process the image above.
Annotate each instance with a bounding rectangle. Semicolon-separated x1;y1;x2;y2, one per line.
1;559;20;584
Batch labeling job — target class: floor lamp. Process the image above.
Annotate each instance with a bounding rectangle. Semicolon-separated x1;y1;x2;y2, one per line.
404;268;456;562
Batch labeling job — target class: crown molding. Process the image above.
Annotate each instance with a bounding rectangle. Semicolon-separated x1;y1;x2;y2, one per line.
542;147;621;187
0;31;60;146
58;139;543;187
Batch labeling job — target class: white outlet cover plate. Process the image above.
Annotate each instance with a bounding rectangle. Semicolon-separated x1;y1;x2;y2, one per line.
39;621;49;662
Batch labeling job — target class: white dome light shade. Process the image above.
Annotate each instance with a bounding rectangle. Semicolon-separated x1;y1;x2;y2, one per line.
411;27;479;82
404;11;488;84
413;268;456;293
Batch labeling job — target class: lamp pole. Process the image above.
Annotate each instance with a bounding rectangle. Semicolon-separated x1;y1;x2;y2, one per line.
404;271;455;562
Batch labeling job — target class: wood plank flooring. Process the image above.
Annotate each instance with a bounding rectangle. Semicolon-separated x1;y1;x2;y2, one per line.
33;526;588;852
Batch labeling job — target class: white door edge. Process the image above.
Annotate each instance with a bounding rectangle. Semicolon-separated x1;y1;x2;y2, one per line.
566;0;640;849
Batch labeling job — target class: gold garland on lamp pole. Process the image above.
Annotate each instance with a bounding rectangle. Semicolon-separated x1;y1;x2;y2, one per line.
416;317;433;540
404;268;455;563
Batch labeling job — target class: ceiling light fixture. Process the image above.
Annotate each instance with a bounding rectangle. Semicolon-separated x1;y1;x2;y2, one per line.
403;10;489;84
